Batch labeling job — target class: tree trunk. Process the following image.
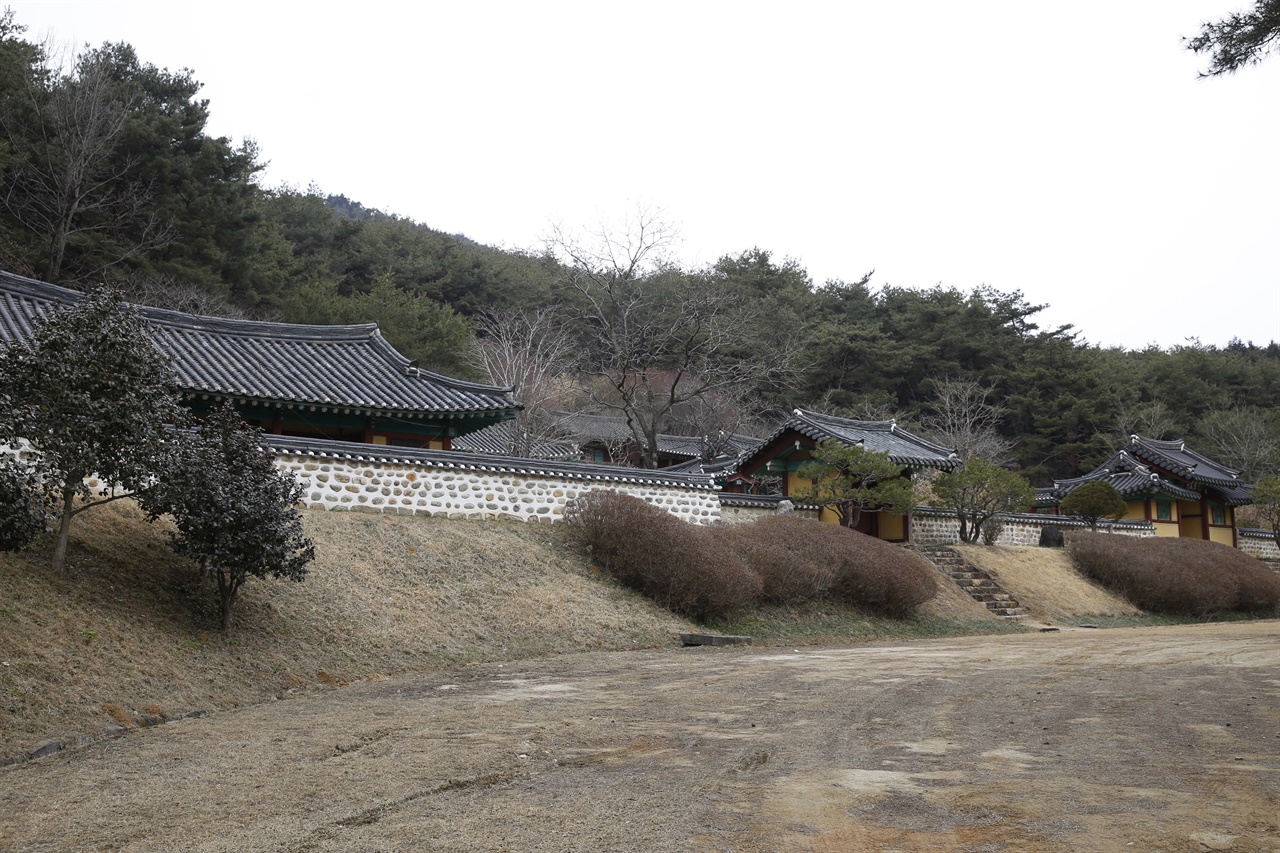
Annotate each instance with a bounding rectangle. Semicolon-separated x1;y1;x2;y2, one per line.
216;569;241;632
51;482;78;572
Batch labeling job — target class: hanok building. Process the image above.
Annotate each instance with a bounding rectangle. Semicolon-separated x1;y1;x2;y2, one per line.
0;272;519;448
1035;435;1253;546
547;410;758;468
732;409;961;541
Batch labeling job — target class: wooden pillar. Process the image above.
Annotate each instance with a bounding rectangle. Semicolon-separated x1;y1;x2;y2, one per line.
1199;493;1210;540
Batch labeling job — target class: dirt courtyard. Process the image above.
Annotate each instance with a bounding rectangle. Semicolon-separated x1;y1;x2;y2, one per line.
2;622;1278;852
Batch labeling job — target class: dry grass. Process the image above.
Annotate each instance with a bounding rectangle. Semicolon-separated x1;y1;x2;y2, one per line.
954;544;1140;621
0;501;690;759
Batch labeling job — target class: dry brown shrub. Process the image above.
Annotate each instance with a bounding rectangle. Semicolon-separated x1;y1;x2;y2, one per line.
101;703;135;728
722;515;837;603
725;515;936;618
1067;532;1279;616
563;490;761;621
820;525;939;619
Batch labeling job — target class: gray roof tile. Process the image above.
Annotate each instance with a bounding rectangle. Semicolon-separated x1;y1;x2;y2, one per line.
0;271;517;418
741;409;961;471
262;434;718;491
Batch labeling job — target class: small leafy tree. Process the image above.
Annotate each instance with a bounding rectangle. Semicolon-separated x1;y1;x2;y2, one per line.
933;458;1035;544
1251;475;1280;548
0;288;181;570
142;405;314;631
1059;481;1130;532
794;439;915;529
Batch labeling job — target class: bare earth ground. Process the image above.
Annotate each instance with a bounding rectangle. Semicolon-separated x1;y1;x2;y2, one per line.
3;621;1278;852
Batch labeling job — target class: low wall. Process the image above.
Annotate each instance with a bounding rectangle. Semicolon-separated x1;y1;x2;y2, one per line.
911;507;1156;546
265;436;721;525
716;494;819;525
1239;528;1280;561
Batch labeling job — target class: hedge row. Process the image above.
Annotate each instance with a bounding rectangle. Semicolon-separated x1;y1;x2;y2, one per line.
563;491;937;621
1067;531;1280;616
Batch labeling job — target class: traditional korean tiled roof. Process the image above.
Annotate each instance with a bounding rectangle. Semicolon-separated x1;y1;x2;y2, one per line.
549;410;758;459
261;434;718;491
1036;445;1253;507
0;271;518;421
453;420;578;460
1123;435;1245;489
741;409;962;471
717;492;808;510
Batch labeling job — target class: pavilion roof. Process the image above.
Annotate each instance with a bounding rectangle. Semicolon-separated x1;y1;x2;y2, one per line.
0;271;518;422
739;409;961;472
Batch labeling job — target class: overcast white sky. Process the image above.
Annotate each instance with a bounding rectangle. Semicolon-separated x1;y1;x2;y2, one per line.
9;1;1279;350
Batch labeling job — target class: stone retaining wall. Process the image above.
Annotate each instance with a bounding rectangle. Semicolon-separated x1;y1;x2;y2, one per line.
911;507;1156;546
266;438;721;525
1239;528;1280;561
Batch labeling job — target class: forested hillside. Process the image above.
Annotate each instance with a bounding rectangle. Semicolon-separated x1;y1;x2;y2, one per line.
1;10;1276;484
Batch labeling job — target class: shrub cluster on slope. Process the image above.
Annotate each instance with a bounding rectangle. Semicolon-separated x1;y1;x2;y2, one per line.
1067;531;1280;617
562;490;762;621
564;492;938;621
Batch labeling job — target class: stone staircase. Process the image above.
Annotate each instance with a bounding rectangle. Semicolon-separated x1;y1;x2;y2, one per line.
912;545;1029;620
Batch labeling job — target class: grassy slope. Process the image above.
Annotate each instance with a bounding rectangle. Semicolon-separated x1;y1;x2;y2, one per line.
0;502;691;759
3;506;1150;761
955;544;1141;622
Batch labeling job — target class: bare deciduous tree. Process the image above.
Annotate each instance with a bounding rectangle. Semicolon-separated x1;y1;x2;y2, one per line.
919;378;1014;463
1106;398;1179;446
547;206;793;468
0;40;171;282
469;307;577;458
114;271;249;318
1196;404;1280;481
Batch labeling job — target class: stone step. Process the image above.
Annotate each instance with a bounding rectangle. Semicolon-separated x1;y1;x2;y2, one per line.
914;548;1028;622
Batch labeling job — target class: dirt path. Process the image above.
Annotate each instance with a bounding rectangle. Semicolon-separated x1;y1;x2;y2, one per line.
3;622;1279;852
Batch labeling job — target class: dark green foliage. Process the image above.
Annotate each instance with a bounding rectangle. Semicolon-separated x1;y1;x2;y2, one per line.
0;288;181;570
794;439;915;529
141;404;314;631
3;11;1280;490
1067;531;1280;616
932;459;1036;544
0;30;264;287
1059;481;1130;531
275;273;474;375
0;454;43;551
1186;0;1280;76
562;490;760;622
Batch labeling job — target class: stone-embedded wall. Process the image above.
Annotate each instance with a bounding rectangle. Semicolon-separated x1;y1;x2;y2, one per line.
1239;529;1280;561
266;437;721;525
715;497;820;526
911;507;1156;546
